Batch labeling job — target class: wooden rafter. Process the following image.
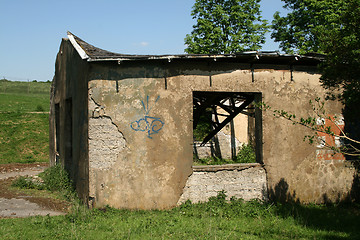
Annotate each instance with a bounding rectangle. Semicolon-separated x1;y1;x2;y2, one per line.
193;92;255;146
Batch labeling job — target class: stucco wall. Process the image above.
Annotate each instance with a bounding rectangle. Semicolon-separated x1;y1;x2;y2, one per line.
86;61;356;209
88;64;193;209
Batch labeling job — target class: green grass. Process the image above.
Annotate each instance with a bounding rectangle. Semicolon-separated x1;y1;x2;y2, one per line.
0;80;51;164
194;144;257;165
0;79;51;95
0;195;359;239
0;112;49;163
0;94;49;113
5;166;359;239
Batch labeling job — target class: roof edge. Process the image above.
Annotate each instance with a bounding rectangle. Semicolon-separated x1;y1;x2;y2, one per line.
67;31;89;60
64;32;325;65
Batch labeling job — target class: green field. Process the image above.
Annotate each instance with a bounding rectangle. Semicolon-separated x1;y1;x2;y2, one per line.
1;195;359;239
0;79;51;164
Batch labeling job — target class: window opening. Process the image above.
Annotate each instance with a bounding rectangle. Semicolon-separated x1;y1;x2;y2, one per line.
193;91;262;165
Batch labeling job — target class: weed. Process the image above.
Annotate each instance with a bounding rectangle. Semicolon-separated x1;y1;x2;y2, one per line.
39;165;73;197
235;143;256;163
11;176;45;190
35;104;45;112
65;198;91;223
12;165;76;200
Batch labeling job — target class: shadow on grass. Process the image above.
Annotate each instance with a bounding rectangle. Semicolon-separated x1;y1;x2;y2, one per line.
269;175;360;239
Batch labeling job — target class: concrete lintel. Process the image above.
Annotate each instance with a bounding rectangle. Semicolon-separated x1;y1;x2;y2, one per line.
193;163;263;172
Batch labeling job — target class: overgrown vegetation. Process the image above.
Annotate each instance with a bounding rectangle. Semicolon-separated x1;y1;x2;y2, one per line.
11;175;45;190
1;191;359;239
0;80;51;164
194;143;256;165
235;143;256;163
11;165;74;199
193;108;212;141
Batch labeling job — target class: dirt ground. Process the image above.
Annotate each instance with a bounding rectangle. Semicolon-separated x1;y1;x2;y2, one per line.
0;163;70;218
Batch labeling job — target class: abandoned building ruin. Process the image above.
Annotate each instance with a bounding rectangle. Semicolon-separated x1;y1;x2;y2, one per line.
50;32;357;209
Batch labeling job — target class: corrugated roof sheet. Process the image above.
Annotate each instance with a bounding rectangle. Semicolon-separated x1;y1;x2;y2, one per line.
67;32;325;66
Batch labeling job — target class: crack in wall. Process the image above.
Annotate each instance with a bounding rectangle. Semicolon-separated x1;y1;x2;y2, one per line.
89;94;127;142
88;97;128;170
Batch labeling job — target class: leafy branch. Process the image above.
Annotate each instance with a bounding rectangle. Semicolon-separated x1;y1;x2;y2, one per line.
258;98;360;157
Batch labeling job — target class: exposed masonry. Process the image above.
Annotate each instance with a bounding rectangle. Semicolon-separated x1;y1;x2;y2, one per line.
88;97;127;170
178;163;267;204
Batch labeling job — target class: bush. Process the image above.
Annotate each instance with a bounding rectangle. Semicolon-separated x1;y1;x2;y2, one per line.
39;164;72;192
35;104;44;112
193;108;213;141
235;143;256;163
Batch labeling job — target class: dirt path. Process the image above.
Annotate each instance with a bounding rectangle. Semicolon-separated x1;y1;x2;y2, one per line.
0;163;69;218
0;163;47;180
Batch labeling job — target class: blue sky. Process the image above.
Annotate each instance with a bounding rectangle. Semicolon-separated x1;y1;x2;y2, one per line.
0;0;287;81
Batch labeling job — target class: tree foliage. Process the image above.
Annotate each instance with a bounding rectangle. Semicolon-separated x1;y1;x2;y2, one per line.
320;0;360;106
320;0;360;145
185;0;269;54
271;0;346;54
272;0;360;152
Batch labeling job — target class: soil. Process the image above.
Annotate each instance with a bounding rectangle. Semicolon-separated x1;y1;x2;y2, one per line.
0;163;71;218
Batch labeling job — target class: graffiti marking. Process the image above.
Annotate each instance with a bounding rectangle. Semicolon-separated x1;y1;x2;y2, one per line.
130;96;164;139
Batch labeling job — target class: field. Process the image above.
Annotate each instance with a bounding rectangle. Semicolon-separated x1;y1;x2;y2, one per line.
0;79;51;164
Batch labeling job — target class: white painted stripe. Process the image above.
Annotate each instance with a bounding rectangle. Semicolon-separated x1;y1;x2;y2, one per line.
67;33;89;60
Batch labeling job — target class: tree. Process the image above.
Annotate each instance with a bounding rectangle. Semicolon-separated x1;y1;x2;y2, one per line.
272;0;360;152
184;0;269;54
320;0;360;150
271;0;346;54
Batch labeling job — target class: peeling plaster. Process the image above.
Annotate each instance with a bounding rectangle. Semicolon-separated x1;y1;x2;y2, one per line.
88;97;127;170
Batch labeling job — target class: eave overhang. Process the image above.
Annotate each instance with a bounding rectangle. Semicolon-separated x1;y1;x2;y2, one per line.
67;31;325;66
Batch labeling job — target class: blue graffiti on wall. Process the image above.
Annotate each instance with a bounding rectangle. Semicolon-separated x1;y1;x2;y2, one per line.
130;96;164;139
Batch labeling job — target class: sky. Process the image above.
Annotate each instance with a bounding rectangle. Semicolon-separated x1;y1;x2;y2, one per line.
0;0;288;82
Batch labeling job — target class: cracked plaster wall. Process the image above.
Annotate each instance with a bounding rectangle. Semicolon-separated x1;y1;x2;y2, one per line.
85;61;356;208
87;75;191;209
